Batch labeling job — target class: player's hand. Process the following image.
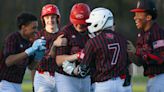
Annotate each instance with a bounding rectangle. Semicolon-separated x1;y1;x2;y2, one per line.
25;38;46;56
53;34;67;47
136;43;152;60
73;65;79;75
127;40;136;54
62;60;76;75
34;46;46;61
77;49;85;60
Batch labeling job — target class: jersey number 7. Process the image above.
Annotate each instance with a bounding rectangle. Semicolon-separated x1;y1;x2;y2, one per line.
108;43;120;65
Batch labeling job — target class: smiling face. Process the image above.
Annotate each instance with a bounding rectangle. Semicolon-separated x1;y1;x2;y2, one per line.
73;23;88;33
43;14;58;33
133;12;148;30
22;21;38;42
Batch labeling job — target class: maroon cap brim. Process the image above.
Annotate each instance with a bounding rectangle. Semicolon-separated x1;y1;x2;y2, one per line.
130;8;145;12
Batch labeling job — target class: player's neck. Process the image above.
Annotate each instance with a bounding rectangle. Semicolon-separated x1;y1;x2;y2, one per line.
143;21;154;32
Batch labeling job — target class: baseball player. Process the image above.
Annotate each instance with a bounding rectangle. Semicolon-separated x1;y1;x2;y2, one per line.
129;0;164;92
33;4;67;92
54;3;91;92
63;8;132;92
0;12;46;92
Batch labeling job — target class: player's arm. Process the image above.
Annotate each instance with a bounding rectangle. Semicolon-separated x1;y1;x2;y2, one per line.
62;40;94;77
56;54;78;66
49;34;67;58
54;33;79;66
5;52;29;66
4;35;28;66
136;40;164;65
127;40;144;66
5;38;46;67
146;39;164;65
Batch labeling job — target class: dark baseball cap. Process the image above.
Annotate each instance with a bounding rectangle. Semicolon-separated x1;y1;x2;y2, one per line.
130;0;156;12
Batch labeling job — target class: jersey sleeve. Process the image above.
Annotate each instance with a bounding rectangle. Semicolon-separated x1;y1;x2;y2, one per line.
79;39;95;69
3;34;18;58
56;31;70;55
77;40;95;77
147;39;164;64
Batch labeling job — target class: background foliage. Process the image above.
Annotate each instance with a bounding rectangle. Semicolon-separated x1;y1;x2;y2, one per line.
1;0;163;91
0;0;163;47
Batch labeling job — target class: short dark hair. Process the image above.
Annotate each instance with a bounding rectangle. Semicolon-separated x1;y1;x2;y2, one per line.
17;12;37;30
145;9;157;20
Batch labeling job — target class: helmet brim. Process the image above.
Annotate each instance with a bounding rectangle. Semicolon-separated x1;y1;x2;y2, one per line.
70;18;87;24
130;8;145;12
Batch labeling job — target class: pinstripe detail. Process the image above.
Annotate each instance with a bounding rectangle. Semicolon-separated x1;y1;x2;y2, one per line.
36;30;59;74
136;23;164;76
0;32;31;83
56;24;90;76
80;30;129;82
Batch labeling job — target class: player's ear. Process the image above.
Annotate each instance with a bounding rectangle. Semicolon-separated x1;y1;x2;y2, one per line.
146;15;152;21
21;25;25;30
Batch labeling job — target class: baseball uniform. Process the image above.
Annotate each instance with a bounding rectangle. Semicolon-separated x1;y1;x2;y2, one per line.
34;30;58;92
135;23;164;92
79;29;132;92
55;24;91;92
0;32;33;92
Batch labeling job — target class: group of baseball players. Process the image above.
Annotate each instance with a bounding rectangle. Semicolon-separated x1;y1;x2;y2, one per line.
0;0;163;92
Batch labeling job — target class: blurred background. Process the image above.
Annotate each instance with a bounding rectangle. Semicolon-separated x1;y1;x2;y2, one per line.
0;0;164;92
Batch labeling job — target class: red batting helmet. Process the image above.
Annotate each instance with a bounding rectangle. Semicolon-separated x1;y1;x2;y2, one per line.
70;3;90;25
41;4;60;25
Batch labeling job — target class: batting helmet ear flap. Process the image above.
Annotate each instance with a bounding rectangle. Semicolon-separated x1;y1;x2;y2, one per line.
41;4;61;27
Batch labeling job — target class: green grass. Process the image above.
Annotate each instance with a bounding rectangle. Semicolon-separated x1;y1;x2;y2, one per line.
22;72;147;92
22;82;32;92
132;75;148;92
133;84;146;92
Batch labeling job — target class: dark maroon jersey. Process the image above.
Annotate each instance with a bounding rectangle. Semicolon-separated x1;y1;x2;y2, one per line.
79;29;129;83
56;24;90;76
135;23;164;76
0;32;32;83
35;30;59;75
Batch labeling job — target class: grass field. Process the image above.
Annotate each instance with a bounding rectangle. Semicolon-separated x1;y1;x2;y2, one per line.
22;72;148;92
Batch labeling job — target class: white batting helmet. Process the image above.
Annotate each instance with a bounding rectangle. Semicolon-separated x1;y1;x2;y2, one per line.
86;7;114;33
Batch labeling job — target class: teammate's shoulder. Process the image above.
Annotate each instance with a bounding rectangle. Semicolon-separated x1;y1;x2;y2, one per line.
153;23;164;32
5;31;20;42
88;35;98;43
61;23;72;31
112;32;128;42
61;23;74;35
